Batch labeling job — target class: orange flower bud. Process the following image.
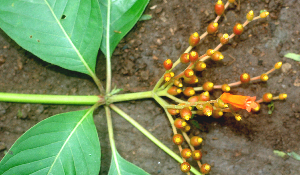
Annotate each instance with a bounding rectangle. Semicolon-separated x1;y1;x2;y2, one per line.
189;51;199;62
173;134;184;145
207;22;218;34
203;81;214;91
190;136;203;147
201;163;211;174
189;32;200;47
215;0;225;16
192;150;202;160
180;162;191;173
194;61;206;71
233;23;244;35
163;59;173;70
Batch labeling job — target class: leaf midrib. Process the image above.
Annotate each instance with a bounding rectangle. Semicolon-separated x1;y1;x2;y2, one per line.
43;0;94;76
46;108;93;174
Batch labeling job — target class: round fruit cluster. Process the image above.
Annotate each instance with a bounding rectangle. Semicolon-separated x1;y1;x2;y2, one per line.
157;0;284;174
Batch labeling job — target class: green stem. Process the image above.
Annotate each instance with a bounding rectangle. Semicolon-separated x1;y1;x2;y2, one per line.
91;75;105;96
108;91;153;103
104;106;121;174
164;93;186;104
109;104;201;175
0;93;102;105
153;75;165;92
106;0;112;94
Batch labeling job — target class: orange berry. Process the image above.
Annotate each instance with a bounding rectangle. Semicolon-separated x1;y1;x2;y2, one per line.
203;81;214;92
279;93;287;100
215;0;225;16
220;33;229;44
274;62;282;69
163;59;173;70
211;51;224;61
180;162;191;173
260;11;269;18
173;134;184;145
240;73;250;83
260;74;268;81
181;148;192;159
180;107;192;120
184;69;194;78
263;93;273;102
212;109;223;118
188;95;199;103
206;49;215;56
183;87;195;97
167;107;179;115
221;84;230;92
167;86;182;96
233;23;244;35
207;22;218;34
174;79;183;87
203;103;213;116
183;125;191;132
164;73;172;82
184;75;198;84
189;51;199;62
190;136;203;147
200;163;211;174
174;118;187;129
199;91;210;101
189;32;200;47
252;102;260;113
194;61;206;71
192;150;202;160
180;53;190;63
247;10;254;21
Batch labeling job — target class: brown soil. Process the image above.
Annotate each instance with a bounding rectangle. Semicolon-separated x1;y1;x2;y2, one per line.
1;0;300;174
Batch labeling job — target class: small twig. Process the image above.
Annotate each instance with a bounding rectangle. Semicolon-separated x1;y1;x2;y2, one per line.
226;54;236;66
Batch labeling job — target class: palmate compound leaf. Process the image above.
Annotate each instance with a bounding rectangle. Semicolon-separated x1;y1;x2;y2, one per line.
108;145;149;175
0;108;100;175
0;0;102;76
98;0;150;57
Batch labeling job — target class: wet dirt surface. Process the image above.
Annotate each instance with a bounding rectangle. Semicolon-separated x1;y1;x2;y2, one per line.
1;0;300;174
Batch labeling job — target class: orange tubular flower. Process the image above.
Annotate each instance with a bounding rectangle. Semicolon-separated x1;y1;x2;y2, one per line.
220;93;258;112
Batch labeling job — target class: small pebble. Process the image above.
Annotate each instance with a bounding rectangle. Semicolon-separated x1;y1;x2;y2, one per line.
0;142;6;151
175;42;181;50
156;39;163;46
155;7;163;14
281;63;291;73
0;56;5;65
294;78;300;87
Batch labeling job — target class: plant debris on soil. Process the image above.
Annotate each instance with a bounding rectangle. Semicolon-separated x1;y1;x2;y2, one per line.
1;0;300;174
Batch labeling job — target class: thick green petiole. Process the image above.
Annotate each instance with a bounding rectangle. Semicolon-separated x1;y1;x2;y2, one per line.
0;93;102;105
108;91;153;103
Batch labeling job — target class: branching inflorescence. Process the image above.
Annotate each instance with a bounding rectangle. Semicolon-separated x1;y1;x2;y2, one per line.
153;0;286;174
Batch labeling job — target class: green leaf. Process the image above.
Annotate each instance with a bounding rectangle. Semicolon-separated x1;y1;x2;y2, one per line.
0;0;102;76
268;101;275;115
191;120;201;129
287;152;300;161
0;108;100;175
139;14;152;21
284;53;300;62
99;0;149;57
273;150;287;158
108;149;149;175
